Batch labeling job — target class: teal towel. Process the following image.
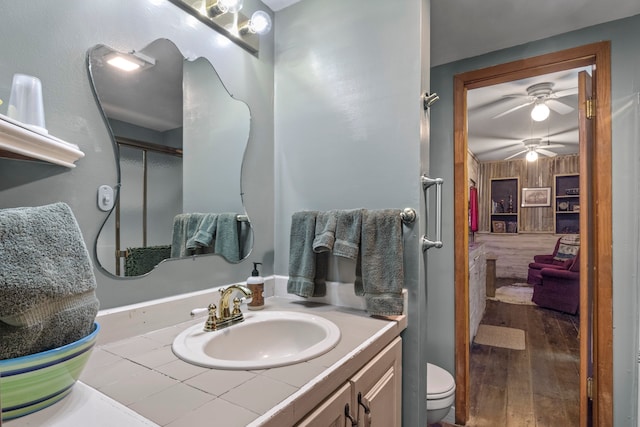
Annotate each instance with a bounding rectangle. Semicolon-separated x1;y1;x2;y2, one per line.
187;214;218;249
333;209;363;260
287;211;327;298
313;210;338;253
355;209;404;316
0;202;99;359
214;213;241;263
171;213;214;257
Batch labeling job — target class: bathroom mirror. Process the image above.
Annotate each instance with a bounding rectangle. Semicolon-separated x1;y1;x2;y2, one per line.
88;38;253;278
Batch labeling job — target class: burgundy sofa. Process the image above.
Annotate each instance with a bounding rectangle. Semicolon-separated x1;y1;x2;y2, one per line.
527;236;579;285
532;252;580;314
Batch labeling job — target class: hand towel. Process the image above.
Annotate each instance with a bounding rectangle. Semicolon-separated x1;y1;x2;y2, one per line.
356;209;404;316
313;210;338;253
333;209;363;260
214;213;241;263
0;202;99;359
187;213;218;249
287;211;327;297
171;213;204;257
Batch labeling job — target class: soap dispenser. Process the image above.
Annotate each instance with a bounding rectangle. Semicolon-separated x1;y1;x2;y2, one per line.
247;262;264;310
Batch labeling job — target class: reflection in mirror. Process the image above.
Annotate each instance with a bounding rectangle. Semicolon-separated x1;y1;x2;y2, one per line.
88;38;253;278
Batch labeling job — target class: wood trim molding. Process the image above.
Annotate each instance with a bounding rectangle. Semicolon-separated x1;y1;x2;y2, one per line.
453;41;612;426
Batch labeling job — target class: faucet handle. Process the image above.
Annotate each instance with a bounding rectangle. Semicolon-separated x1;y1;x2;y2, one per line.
190;307;209;316
204;303;218;332
232;297;242;316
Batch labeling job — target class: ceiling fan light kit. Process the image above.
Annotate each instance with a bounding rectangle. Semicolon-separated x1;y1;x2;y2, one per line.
504;137;564;161
531;102;550;121
491;81;576;120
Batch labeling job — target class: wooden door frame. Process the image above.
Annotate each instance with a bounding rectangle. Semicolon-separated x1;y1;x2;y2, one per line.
452;41;612;426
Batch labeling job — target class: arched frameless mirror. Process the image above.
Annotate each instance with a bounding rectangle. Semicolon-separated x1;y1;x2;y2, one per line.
88;38;253;278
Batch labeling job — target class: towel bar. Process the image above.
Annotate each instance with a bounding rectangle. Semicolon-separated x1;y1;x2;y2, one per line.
236;214;249;222
400;207;417;224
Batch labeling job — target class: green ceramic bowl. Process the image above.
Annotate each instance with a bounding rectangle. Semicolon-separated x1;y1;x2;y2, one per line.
0;323;100;421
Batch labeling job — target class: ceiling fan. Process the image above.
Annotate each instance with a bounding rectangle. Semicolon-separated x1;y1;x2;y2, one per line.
504;138;565;161
492;82;577;120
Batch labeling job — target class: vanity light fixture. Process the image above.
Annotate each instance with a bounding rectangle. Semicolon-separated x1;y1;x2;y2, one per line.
105;51;155;72
239;10;272;35
207;0;243;17
169;0;272;55
531;101;550;122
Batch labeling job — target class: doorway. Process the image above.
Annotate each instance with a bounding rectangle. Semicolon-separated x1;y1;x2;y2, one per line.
452;42;612;426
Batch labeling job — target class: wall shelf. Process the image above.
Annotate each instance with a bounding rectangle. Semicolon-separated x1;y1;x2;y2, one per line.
490;177;519;233
554;173;580;234
0;114;84;168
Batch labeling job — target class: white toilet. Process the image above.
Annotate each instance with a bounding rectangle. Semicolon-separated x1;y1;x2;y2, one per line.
426;363;456;425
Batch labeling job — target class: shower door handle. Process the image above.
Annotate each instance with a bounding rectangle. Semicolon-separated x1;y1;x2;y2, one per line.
421;175;444;251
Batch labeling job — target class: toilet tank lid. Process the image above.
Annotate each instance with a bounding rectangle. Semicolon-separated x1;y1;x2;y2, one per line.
427;363;455;396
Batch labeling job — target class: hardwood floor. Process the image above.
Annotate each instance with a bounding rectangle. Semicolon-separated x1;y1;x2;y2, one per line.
467;287;580;427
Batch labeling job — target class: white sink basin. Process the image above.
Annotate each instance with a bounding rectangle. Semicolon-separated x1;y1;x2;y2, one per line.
172;311;341;370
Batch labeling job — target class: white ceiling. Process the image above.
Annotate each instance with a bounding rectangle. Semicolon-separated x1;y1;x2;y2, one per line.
260;0;299;11
467;67;589;162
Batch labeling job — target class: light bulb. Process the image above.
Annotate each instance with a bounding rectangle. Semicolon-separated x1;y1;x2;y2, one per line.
106;55;141;71
248;10;272;35
526;150;538;162
531;102;550;121
219;0;243;13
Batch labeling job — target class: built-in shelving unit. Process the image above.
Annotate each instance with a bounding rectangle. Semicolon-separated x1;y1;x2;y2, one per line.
490;177;519;233
554;173;580;234
0;114;84;168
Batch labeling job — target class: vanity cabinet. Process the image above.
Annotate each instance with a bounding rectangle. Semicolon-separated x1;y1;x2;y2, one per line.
468;244;486;343
296;337;402;427
490;177;519;233
554;173;580;234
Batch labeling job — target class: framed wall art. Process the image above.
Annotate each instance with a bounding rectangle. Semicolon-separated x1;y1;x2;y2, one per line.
521;187;551;207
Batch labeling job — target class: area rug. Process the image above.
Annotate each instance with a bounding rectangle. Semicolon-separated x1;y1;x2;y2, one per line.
474;324;526;350
488;284;535;306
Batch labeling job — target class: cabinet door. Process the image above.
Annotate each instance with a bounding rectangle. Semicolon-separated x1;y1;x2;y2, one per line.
350;337;402;427
295;382;352;427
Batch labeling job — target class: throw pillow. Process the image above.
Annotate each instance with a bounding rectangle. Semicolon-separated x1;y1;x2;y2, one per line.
553;235;580;261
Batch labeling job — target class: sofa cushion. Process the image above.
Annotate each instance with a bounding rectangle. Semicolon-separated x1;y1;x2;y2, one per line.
553;235;580;263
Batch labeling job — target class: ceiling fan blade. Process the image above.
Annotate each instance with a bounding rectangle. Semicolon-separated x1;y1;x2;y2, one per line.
546;99;574;115
501;93;530;99
541;143;565;149
492;100;534;119
552;87;578;98
536;148;558;157
504;149;528;160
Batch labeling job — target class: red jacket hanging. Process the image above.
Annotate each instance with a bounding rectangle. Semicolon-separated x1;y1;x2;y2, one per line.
469;186;479;232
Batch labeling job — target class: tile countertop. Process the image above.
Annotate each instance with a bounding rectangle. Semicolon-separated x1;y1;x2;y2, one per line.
14;297;405;427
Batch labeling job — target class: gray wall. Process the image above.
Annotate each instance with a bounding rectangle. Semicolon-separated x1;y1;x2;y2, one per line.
430;14;640;425
0;0;275;309
273;0;431;425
